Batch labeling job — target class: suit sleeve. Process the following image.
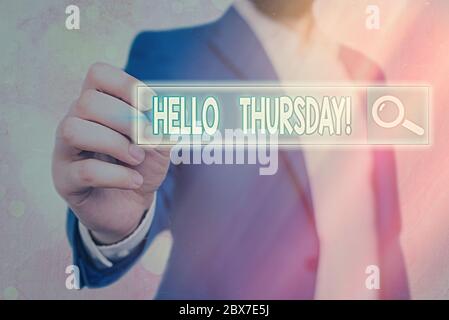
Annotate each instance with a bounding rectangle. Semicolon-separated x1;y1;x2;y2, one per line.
65;33;177;288
66;177;173;288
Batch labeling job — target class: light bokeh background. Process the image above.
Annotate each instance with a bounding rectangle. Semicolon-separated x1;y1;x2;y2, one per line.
1;0;448;299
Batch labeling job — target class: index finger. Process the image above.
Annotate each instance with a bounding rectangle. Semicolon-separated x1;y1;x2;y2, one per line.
82;62;155;110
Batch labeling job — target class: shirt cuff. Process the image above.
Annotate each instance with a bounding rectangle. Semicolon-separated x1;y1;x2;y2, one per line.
78;193;157;269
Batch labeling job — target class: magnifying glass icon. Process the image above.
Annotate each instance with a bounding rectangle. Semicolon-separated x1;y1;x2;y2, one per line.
372;95;425;136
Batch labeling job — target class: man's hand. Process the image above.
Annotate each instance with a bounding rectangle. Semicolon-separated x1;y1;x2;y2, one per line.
52;63;170;244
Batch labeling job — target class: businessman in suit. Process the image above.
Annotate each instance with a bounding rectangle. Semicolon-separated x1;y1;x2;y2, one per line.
52;0;410;299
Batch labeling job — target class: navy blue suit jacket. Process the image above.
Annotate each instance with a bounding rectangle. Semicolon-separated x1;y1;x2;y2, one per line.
67;7;409;299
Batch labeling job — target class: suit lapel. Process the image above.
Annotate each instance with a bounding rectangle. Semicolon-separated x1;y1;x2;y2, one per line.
206;7;279;81
204;7;316;221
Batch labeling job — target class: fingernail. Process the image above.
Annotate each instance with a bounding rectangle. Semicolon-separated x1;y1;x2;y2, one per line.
129;144;145;163
131;173;144;188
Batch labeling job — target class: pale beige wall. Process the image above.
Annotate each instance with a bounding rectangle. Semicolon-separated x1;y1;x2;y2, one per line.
1;0;448;299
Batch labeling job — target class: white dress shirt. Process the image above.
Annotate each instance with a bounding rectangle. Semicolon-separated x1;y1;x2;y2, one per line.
80;0;378;298
235;1;377;298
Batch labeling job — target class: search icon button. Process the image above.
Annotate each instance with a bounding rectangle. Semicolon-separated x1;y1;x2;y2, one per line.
372;95;425;136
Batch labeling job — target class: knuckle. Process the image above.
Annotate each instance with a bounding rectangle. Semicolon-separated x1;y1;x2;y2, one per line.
59;118;77;145
78;160;95;184
87;62;107;83
76;89;97;115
